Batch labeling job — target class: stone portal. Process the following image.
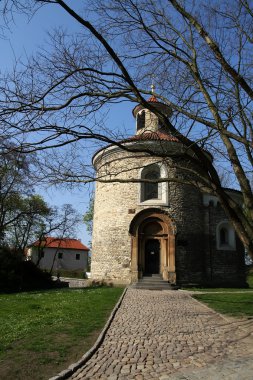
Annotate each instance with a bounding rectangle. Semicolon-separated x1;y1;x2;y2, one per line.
129;208;177;283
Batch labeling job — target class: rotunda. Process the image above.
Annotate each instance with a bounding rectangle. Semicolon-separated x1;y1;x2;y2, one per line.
91;94;246;287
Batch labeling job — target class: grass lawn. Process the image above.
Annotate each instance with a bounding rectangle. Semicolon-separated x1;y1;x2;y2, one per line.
193;292;253;317
247;272;253;288
190;273;253;317
0;286;124;380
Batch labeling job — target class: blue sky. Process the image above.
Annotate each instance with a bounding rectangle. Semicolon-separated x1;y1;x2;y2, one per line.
0;4;136;245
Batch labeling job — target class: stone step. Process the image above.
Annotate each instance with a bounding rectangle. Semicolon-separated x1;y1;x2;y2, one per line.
138;281;169;287
140;277;165;283
146;274;162;277
134;284;176;290
133;276;178;290
142;274;162;278
135;283;173;289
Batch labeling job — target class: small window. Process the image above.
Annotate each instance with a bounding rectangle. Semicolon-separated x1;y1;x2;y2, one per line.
76;253;80;260
39;250;44;259
58;252;63;259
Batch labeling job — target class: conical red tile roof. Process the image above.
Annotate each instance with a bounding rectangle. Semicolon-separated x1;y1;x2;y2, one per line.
147;94;159;102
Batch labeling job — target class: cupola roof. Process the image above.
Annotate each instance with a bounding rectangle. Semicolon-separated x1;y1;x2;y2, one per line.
132;88;172;118
147;94;159;102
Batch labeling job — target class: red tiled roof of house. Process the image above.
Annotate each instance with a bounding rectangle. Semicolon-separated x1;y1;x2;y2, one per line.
31;237;89;251
124;131;179;143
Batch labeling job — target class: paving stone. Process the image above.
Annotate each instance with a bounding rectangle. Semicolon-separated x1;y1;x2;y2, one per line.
63;289;253;380
135;375;144;380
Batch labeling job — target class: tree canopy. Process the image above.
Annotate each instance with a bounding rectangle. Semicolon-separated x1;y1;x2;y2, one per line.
0;142;82;252
0;0;252;255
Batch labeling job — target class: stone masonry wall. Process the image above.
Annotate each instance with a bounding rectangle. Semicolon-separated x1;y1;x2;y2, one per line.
203;203;246;286
91;144;206;285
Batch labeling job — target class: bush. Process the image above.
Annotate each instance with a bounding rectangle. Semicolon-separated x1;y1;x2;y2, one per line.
50;269;87;279
0;247;23;292
21;260;54;291
0;246;56;292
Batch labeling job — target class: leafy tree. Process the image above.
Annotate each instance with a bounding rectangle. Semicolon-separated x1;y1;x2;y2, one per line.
0;0;252;257
83;195;94;239
7;194;51;253
0;143;37;242
83;195;94;270
0;142;81;256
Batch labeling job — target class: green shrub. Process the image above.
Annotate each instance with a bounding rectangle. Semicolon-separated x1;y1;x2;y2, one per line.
0;246;58;292
0;247;23;292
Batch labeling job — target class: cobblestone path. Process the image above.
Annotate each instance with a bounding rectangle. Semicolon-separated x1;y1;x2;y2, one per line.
69;289;253;380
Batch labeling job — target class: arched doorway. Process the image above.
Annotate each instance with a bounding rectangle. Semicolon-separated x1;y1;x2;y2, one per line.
129;209;177;283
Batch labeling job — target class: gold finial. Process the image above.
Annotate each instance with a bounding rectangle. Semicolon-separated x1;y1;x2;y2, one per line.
151;75;155;93
148;75;158;102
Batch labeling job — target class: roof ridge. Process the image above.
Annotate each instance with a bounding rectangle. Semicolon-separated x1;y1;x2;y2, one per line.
30;236;89;251
124;130;179;143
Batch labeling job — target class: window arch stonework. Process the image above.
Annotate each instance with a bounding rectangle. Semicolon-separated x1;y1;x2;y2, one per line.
142;164;160;201
136;110;145;131
216;221;236;250
220;227;229;245
139;163;168;205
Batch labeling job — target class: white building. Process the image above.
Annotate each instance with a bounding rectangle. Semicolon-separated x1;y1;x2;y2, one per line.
28;237;89;272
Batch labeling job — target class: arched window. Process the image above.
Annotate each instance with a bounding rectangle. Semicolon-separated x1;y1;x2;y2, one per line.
143;166;160;200
140;164;162;202
216;221;236;250
139;163;168;205
137;110;145;130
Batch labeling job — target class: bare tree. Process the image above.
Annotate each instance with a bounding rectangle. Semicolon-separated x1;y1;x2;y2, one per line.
32;203;82;271
0;0;252;256
25;203;81;270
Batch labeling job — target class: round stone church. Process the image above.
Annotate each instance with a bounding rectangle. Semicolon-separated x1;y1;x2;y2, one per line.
91;95;246;287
